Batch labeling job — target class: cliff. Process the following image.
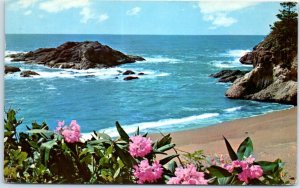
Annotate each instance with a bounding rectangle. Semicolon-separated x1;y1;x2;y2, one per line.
225;33;297;105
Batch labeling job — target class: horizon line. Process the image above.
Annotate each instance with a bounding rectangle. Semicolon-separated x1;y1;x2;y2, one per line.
5;33;267;36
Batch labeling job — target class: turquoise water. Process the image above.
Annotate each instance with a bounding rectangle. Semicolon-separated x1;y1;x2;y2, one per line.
5;35;292;135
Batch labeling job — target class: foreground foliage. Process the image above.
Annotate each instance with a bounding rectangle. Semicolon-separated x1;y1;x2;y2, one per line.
4;109;289;184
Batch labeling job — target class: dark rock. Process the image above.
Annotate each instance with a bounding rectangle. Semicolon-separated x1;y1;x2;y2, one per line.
138;72;146;75
239;52;253;64
210;70;249;83
5;66;21;74
20;70;40;77
127;55;145;61
124;76;139;81
219;75;238;83
7;41;145;70
123;70;135;75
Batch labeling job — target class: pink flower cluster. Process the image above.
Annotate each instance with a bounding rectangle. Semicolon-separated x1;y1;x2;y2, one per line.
167;164;208;185
56;120;81;143
133;159;163;184
129;135;152;157
222;156;263;184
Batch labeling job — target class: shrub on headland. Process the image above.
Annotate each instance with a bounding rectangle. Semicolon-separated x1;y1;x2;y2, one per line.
4;109;289;184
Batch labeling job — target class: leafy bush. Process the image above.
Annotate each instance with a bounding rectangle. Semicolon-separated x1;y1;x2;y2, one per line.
4;109;290;184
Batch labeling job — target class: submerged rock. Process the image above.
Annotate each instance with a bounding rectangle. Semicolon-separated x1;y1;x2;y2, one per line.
5;66;21;74
8;41;145;70
20;70;40;77
124;76;139;81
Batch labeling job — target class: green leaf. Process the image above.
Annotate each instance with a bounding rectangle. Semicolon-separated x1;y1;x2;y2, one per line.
99;157;109;166
88;139;111;145
156;143;176;152
223;136;238;161
207;165;232;178
106;146;113;155
41;140;57;164
115;121;129;142
236;137;253;160
159;154;179;165
157;134;172;148
255;161;281;175
168;161;177;173
136;127;139;136
217;176;233;185
27;129;53;134
113;167;121;179
114;144;137;167
95;132;112;140
248;178;263;185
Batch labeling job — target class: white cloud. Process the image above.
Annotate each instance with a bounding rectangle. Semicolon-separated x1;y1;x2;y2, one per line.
39;0;90;13
79;8;109;24
98;14;109;22
198;1;257;14
80;7;93;23
24;10;32;16
198;1;257;28
38;0;107;24
17;0;38;9
126;7;141;16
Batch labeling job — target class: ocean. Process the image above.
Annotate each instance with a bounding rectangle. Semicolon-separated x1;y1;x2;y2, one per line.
4;34;292;136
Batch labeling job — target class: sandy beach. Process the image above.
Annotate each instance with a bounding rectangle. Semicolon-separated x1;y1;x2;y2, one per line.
150;107;297;182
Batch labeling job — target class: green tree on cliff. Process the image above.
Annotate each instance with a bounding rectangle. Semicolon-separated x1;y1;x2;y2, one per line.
270;2;297;64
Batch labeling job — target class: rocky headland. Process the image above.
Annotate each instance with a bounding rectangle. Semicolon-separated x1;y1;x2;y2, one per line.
213;3;297;105
7;41;145;70
225;31;297;105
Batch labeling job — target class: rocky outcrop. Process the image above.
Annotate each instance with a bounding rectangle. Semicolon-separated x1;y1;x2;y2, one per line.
5;66;21;74
8;41;145;70
123;70;135;75
226;34;297;105
20;70;40;77
210;70;249;83
239;52;253;65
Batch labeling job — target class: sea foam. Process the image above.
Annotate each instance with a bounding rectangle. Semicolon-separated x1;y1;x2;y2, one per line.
139;56;181;64
224;106;243;113
91;113;220;137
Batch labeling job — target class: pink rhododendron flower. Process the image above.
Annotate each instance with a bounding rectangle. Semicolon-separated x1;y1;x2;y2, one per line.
167;164;208;185
222;156;263;184
244;155;255;164
238;169;251;183
249;165;263;179
56;120;81;143
56;120;64;132
129;135;152;158
133;159;163;184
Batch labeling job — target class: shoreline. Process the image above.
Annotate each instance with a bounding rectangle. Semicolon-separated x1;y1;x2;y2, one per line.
150;107;297;181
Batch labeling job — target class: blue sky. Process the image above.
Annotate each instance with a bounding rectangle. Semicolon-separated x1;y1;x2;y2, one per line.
5;0;283;35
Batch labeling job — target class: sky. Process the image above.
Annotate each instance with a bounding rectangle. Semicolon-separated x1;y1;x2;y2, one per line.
5;0;285;35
